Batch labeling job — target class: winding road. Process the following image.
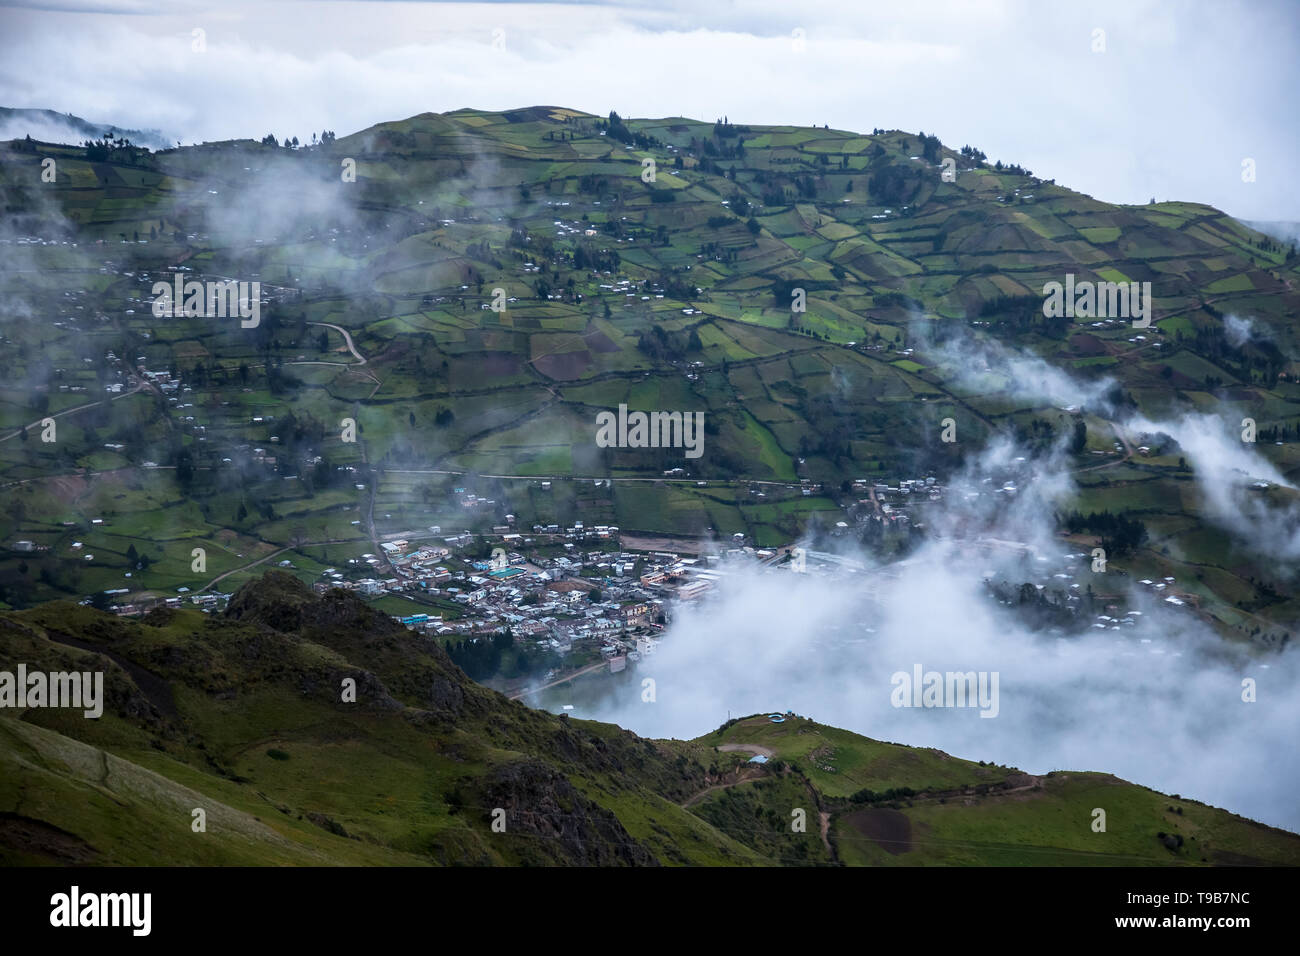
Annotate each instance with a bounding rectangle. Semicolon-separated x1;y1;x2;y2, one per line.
307;321;367;365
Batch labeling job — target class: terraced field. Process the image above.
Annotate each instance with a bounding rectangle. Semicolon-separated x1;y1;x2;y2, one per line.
1;107;1298;643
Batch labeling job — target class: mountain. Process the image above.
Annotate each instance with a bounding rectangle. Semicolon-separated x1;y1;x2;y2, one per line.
0;107;171;151
0;109;1298;861
2;571;1296;866
1;105;1297;644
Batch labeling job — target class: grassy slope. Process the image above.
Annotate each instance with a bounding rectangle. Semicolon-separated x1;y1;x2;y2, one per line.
695;715;1300;866
2;575;1295;866
0;572;756;865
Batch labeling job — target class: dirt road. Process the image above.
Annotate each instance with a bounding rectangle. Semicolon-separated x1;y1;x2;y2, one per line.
716;743;776;758
508;659;609;701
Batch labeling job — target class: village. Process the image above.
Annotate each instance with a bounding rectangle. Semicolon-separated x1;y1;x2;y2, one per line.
71;438;1223;695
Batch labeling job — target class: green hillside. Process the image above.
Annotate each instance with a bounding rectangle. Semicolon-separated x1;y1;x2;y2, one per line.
2;571;1294;866
1;107;1297;643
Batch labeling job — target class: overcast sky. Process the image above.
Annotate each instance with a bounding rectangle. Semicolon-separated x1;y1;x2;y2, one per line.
0;0;1296;221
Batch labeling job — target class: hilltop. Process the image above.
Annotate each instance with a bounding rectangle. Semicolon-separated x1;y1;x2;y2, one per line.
2;571;1296;866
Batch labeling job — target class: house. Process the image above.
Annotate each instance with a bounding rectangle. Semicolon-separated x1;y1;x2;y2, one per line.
619;602;649;626
677;580;710;600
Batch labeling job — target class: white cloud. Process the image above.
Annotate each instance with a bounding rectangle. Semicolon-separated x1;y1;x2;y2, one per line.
0;0;1295;218
579;447;1300;831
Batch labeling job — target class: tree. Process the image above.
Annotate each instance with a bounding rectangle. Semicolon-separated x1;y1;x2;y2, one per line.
175;448;195;492
588;588;604;603
1070;420;1087;455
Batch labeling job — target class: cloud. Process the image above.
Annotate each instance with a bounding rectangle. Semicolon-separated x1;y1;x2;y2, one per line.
0;0;1296;219
920;321;1118;414
540;353;1300;832
576;438;1300;832
0;112;167;149
1128;411;1300;564
1223;312;1257;348
916;322;1300;567
918;323;1300;567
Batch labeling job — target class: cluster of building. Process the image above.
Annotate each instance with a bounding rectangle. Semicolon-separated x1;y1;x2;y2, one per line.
980;543;1199;630
844;474;945;530
103;589;231;617
295;526;763;673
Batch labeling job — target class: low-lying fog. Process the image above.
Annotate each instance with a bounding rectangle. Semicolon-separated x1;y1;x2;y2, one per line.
557;353;1300;833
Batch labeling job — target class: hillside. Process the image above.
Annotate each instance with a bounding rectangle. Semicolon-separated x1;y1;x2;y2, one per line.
2;571;1295;866
1;106;1298;645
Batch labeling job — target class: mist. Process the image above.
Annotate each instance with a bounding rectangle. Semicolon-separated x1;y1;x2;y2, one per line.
582;439;1300;832
920;320;1118;414
569;336;1300;831
1127;411;1300;565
